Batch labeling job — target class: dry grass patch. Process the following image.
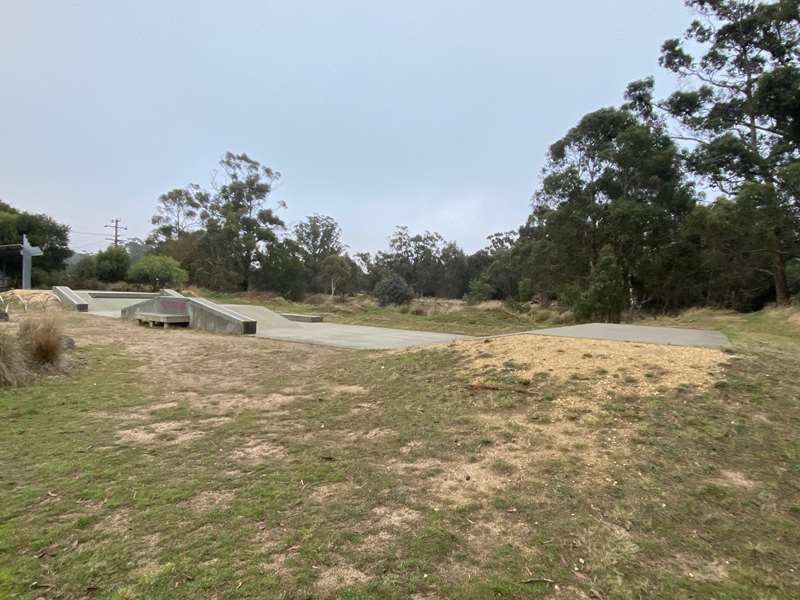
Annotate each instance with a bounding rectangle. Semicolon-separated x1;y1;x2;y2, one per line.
316;564;370;594
116;420;205;446
458;334;726;399
182;490;234;514
231;439;287;464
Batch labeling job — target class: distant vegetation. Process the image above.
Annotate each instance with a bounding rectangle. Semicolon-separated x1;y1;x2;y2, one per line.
8;1;800;320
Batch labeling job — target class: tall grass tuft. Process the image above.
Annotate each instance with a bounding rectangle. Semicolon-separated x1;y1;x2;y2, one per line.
0;332;29;387
18;317;64;368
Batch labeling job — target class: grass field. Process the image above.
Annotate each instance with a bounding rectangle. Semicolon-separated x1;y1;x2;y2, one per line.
1;306;799;598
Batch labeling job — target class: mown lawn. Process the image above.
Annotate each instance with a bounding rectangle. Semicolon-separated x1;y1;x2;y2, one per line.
0;308;798;598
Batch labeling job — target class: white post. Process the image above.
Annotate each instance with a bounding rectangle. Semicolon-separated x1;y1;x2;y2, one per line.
21;234;43;289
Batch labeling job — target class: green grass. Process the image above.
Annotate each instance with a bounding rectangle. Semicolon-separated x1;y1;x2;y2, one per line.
1;307;799;598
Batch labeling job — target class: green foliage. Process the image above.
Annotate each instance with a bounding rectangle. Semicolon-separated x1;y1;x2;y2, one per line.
66;255;98;289
252;239;306;301
464;276;494;305
373;273;414;306
517;277;533;302
573;246;627;323
320;254;353;296
0;200;72;282
787;259;800;296
95;246;130;282
126;255;188;289
293;214;344;292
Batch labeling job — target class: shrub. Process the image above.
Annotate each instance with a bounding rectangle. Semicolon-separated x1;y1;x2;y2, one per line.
67;255;99;289
554;310;575;324
533;308;554;322
19;317;63;368
0;332;28;387
503;298;527;313
373;274;414;306
464;276;494;305
96;246;130;282
127;254;188;289
517;277;533;302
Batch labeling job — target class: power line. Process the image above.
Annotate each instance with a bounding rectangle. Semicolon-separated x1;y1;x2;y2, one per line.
104;219;128;247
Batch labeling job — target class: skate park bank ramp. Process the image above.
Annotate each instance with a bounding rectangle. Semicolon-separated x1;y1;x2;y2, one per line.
219;304;472;349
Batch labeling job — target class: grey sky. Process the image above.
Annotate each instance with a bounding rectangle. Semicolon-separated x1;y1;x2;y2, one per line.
1;1;689;254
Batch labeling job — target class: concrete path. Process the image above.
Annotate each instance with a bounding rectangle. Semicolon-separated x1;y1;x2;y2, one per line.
525;323;730;349
255;321;472;349
223;304;472;349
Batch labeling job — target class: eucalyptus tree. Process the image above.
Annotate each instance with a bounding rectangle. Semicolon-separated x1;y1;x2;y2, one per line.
626;0;800;304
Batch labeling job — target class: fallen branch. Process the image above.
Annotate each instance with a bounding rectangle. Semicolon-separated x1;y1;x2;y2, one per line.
521;577;555;585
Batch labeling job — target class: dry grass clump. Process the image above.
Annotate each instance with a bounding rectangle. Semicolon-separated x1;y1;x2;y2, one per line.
1;316;66;386
0;331;30;387
19;317;64;368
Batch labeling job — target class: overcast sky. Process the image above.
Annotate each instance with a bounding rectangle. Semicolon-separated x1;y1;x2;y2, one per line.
0;1;690;254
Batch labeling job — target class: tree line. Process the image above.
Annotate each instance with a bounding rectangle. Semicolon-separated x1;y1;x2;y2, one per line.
7;1;800;318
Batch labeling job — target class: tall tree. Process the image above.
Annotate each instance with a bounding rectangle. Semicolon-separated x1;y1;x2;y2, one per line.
293;214;345;292
149;185;207;244
626;0;800;304
530;107;697;312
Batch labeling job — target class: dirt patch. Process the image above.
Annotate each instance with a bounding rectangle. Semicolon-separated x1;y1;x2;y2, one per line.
94;510;131;536
116;420;205;446
316;564;369;593
309;482;353;503
331;384;368;395
182;490;234;514
345;427;391;442
717;469;758;489
372;505;422;529
197;392;300;413
231;440;287;464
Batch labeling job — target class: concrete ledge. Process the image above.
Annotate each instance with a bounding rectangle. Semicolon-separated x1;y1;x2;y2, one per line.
86;291;159;299
52;286;88;312
160;289;185;298
135;312;190;324
280;313;323;323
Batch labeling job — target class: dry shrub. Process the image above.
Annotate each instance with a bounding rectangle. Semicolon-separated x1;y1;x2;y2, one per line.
18;317;64;368
410;306;427;316
533;308;554;323
553;310;576;325
0;332;29;387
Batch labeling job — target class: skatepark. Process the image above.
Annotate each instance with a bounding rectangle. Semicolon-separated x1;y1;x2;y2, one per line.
51;287;731;350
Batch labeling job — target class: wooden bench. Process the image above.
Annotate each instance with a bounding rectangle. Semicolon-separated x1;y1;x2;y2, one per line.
135;311;190;328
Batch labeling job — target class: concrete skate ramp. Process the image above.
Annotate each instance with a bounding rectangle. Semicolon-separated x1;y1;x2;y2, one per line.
219;304;301;330
120;296;256;335
526;323;730;349
75;290;159;318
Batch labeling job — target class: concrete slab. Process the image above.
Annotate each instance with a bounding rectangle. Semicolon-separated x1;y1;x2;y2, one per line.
251;321;473;350
524;323;730;349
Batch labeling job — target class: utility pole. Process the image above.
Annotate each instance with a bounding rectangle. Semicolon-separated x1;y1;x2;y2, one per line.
104;218;127;247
